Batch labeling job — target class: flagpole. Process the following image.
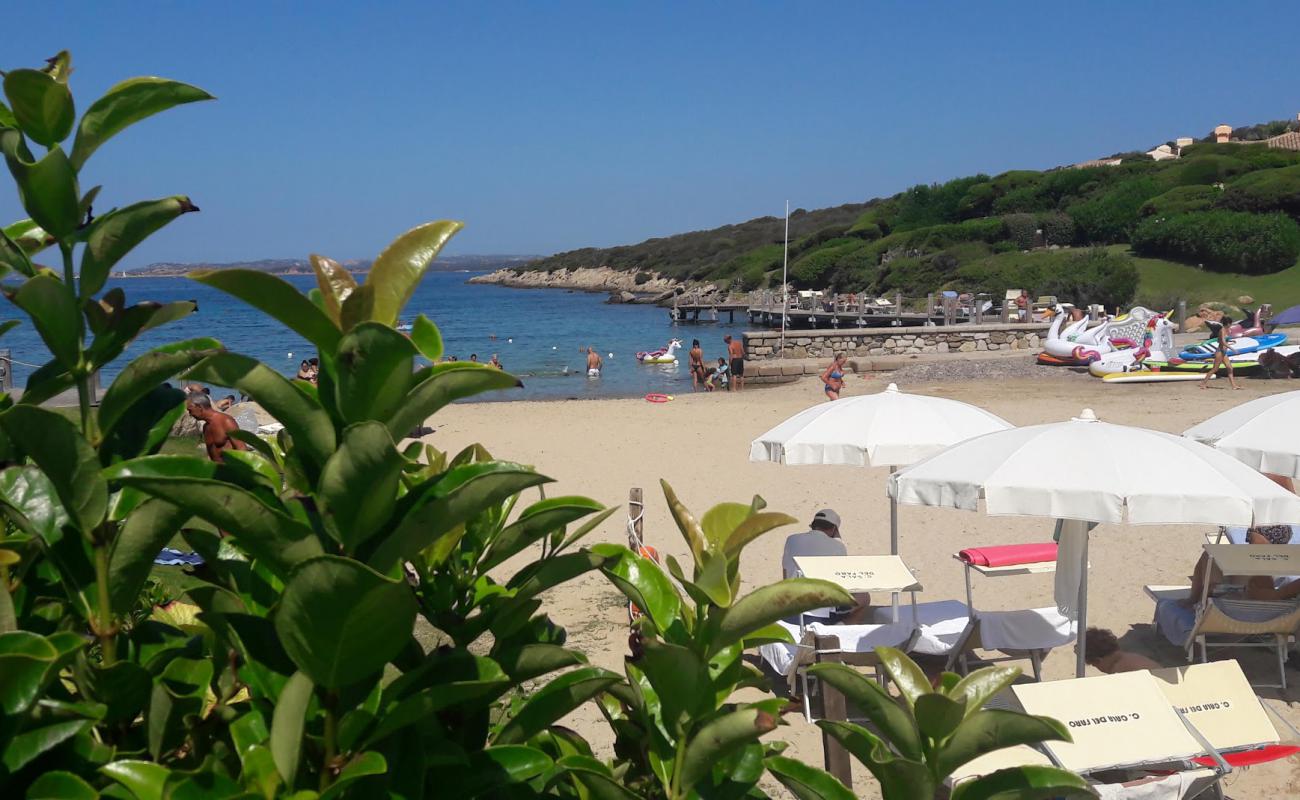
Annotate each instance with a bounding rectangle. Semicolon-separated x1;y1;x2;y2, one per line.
780;200;789;354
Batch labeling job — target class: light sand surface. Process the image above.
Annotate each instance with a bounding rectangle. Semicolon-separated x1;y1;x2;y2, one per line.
423;370;1300;797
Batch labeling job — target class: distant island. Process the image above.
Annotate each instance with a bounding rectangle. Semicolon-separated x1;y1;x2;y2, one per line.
124;254;539;277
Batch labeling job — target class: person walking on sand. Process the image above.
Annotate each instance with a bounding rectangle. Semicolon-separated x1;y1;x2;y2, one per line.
186;392;248;464
1200;315;1241;390
724;334;745;391
586;347;603;377
688;339;706;390
820;353;847;401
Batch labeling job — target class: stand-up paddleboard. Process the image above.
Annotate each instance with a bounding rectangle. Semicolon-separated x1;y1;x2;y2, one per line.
1103;371;1213;384
1178;333;1287;361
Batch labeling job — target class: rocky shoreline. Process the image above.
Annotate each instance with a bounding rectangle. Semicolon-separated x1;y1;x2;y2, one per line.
468;266;682;301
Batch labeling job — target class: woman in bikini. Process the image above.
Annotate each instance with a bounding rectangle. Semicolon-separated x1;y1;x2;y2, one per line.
688;339;706;390
820;353;847;400
1199;316;1241;390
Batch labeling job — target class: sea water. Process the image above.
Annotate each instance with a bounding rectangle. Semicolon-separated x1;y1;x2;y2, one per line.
0;272;748;402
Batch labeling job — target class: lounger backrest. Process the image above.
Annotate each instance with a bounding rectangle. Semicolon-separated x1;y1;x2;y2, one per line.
792;555;921;594
1193;597;1300;637
1204;543;1300;577
1011;671;1206;772
1150;661;1278;752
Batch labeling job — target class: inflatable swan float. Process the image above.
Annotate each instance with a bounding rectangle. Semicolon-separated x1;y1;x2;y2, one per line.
636;339;682;364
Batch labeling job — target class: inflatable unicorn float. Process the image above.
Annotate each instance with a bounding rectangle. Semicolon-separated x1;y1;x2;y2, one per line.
1039;305;1169;367
636;339;683;364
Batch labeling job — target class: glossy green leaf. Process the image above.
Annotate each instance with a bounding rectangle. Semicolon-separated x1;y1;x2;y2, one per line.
147;656;212;759
239;745;282;797
723;511;797;559
492;666;621;745
561;757;645;800
318;421;403;550
3;218;54;255
0;97;14;128
677;707;779;791
368;461;549;574
366;652;510;745
590;543;681;635
0;464;72;542
101;760;170;800
333;322;415;423
492;643;586;683
713;578;851;653
71;77;214;170
98;385;186;465
103;457;323;577
363;221;463;325
877;646;934;710
308;254;356;325
185;352;336;477
28;770;100;800
81;659;152;725
3;68;74;147
1;405;107;533
948;665;1022;719
480;495;605;572
700;502;752;552
764;755;856;800
7;273;80;368
916;693;967;740
107;499;189;615
660;479;706;564
98;338;222;438
637;638;712;730
0;630;59;714
3;145;80;237
435;745;552;798
0;580;13;634
410;314;443;361
692;549;734;606
190;269;340;353
385;362;522;437
275;556;416;688
808;662;922;759
0;225;34;277
270;670;313;785
3;718;94;772
817;720;934;799
950;765;1098;800
317;751;387;800
934;710;1072;781
80;196;199;297
86;300;198;369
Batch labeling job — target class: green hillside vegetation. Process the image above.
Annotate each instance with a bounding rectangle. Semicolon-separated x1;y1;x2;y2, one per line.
529;135;1300;309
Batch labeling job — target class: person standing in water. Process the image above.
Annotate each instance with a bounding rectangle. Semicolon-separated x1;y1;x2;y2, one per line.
724;335;745;391
586;347;603;377
688;339;706;390
1200;315;1241;390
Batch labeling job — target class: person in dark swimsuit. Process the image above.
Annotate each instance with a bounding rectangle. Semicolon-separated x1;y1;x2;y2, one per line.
688;339;706;390
1199;316;1240;390
820;353;847;400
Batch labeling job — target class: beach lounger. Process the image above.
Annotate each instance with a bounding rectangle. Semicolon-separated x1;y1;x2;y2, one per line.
1009;671;1229;798
1186;544;1300;689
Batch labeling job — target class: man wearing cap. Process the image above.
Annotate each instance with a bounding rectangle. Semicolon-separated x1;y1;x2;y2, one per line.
781;509;869;622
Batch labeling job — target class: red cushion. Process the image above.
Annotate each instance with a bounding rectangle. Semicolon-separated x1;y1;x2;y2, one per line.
1192;744;1300;767
958;543;1058;568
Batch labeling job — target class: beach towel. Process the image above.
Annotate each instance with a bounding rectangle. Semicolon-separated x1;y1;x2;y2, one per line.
975;607;1075;651
1091;770;1217;800
958;543;1057;567
1055;519;1089;619
154;547;205;567
757;619;913;677
871;600;972;655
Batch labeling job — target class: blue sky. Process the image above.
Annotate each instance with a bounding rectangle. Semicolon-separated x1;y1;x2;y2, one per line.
3;1;1298;265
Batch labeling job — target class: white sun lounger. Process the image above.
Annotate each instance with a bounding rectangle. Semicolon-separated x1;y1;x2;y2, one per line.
1009;671;1229;799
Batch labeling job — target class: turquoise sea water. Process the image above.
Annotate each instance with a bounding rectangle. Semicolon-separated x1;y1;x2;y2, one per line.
1;272;747;402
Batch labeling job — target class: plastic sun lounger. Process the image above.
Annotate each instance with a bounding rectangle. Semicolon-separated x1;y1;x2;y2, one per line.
1189;544;1300;689
1010;671;1229;799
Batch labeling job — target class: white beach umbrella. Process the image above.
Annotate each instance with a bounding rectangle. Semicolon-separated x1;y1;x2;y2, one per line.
1183;390;1300;479
750;382;1012;553
889;408;1300;676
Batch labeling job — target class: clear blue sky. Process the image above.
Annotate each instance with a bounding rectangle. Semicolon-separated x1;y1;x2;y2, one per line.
3;1;1298;265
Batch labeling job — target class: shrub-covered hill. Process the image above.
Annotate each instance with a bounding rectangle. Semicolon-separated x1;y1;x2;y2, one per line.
527;138;1300;309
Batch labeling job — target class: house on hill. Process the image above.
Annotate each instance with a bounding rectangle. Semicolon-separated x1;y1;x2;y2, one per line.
1210;114;1300;151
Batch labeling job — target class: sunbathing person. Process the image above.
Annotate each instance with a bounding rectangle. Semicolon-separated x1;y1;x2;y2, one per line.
1083;627;1160;674
780;508;869;623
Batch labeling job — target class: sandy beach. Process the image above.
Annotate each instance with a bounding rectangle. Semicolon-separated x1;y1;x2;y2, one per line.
423;368;1300;798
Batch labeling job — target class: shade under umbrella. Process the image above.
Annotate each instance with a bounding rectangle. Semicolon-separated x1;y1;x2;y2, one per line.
1183;390;1300;479
750;382;1012;552
890;408;1300;676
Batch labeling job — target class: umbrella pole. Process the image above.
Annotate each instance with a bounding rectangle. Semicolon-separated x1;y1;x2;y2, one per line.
890;467;900;620
1075;533;1089;678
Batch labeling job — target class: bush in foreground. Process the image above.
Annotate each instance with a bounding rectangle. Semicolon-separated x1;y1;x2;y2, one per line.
1131;210;1300;274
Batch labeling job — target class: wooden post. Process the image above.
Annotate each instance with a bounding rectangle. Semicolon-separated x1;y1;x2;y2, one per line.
926;293;934;324
628;487;643;552
1177;299;1187;331
813;635;853;789
894;292;902;321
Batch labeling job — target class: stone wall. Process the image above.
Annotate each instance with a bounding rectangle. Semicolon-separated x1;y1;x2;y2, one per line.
744;323;1049;360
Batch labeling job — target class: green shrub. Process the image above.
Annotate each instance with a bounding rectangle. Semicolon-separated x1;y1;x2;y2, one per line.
1067;176;1162;243
992;185;1052;214
714;243;782;280
1131;210;1300;274
891;174;989;232
1182;142;1300;169
1217;165;1300;218
847;220;883;240
634;270;653;284
958;248;1139;309
1140;184;1221;217
1003;213;1037;249
955;181;995;218
790;238;871;285
1039;211;1076;246
1169;154;1252;186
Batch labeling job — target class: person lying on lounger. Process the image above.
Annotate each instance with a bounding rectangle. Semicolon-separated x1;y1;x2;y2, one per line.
780;508;870;623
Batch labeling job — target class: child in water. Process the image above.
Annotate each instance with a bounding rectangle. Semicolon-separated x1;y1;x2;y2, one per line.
713;357;729;390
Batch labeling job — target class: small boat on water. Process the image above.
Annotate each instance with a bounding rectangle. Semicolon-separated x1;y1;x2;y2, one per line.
395;322;413;332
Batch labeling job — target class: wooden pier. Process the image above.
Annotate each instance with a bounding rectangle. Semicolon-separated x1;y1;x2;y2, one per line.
670;291;1003;330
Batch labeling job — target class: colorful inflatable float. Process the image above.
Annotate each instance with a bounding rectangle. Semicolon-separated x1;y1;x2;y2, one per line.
1039;305;1167;366
636;339;682;364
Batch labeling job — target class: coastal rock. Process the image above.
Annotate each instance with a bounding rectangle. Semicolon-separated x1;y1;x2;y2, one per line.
469;265;680;295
